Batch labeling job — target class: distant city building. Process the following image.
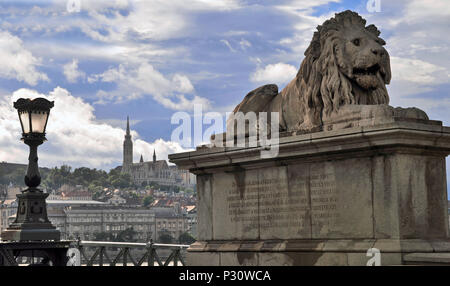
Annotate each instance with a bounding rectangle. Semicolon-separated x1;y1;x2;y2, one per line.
59;184;92;200
4;196;191;242
5;185;20;200
121;116;196;187
152;205;190;242
64;206;156;241
0;199;17;237
185;205;197;238
2;193;196;244
63;205;189;242
48;184;92;201
107;194;127;206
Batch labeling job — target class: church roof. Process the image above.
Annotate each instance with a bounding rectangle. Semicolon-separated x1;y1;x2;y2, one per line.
130;159;169;170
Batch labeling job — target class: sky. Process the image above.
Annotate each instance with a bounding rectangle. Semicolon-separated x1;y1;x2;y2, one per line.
0;0;448;193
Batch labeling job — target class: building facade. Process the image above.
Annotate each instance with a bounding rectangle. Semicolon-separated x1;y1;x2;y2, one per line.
64;206;156;241
121;117;195;187
0;200;17;238
153;205;189;242
3;198;191;243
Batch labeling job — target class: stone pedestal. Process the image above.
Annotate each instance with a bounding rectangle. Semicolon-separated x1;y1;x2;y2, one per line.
1;191;60;242
169;106;450;265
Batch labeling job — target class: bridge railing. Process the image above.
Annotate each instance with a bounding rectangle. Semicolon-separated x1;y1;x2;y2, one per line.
72;239;190;266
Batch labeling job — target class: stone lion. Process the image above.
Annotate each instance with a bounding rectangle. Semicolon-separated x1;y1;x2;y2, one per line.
232;10;394;132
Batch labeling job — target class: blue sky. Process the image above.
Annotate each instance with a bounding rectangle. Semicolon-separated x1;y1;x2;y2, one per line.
0;0;449;194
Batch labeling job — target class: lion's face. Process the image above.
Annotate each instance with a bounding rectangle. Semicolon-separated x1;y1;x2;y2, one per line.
334;27;391;91
276;11;392;131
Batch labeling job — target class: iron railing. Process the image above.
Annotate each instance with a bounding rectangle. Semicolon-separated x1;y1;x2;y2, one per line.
73;239;189;266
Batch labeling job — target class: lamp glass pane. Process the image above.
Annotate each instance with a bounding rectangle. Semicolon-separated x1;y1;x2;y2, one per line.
19;111;30;134
31;111;48;133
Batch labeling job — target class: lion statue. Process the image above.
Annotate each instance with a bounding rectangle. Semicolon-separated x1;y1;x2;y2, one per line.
231;10;395;132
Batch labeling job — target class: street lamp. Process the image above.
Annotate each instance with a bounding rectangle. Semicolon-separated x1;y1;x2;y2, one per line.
15;98;53;189
1;97;60;241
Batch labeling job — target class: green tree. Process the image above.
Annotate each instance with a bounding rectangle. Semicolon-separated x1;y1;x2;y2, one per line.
142;195;154;207
60;165;72;177
16;164;134;194
178;232;196;245
115;228;138;242
8;167;27;186
42;167;65;190
158;232;174;244
93;232;114;241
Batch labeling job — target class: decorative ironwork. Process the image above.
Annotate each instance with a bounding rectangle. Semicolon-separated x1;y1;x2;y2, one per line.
0;241;71;266
73;239;189;266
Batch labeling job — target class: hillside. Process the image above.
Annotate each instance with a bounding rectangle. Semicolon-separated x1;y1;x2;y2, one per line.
0;162;50;186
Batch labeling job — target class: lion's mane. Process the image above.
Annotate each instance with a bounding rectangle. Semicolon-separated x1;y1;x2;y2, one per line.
278;10;391;131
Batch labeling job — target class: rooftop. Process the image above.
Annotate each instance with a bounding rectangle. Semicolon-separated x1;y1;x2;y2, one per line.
46;200;105;205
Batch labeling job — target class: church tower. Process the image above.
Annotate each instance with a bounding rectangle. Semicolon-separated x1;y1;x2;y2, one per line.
122;116;133;173
153;149;156;163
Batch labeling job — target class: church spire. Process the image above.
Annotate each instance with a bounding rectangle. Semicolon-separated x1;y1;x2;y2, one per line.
140;154;144;163
153;149;156;163
126;116;130;136
122;116;133;173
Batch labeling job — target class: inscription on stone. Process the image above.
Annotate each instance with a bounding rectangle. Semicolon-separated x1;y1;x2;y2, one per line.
310;172;339;228
224;164;340;238
229;176;307;233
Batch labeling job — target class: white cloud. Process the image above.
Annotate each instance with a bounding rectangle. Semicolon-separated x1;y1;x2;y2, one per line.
1;0;242;43
221;39;236;53
250;62;297;87
63;59;85;83
26;40;182;65
223;30;249;37
134;138;188;165
56;0;242;43
275;4;337;63
0;30;48;85
390;57;447;85
276;0;340;12
89;62;210;111
239;38;251;50
0;87;188;169
401;0;450;22
172;74;195;94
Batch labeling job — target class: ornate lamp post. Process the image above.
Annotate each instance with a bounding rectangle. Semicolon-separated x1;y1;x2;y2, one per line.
1;97;60;241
